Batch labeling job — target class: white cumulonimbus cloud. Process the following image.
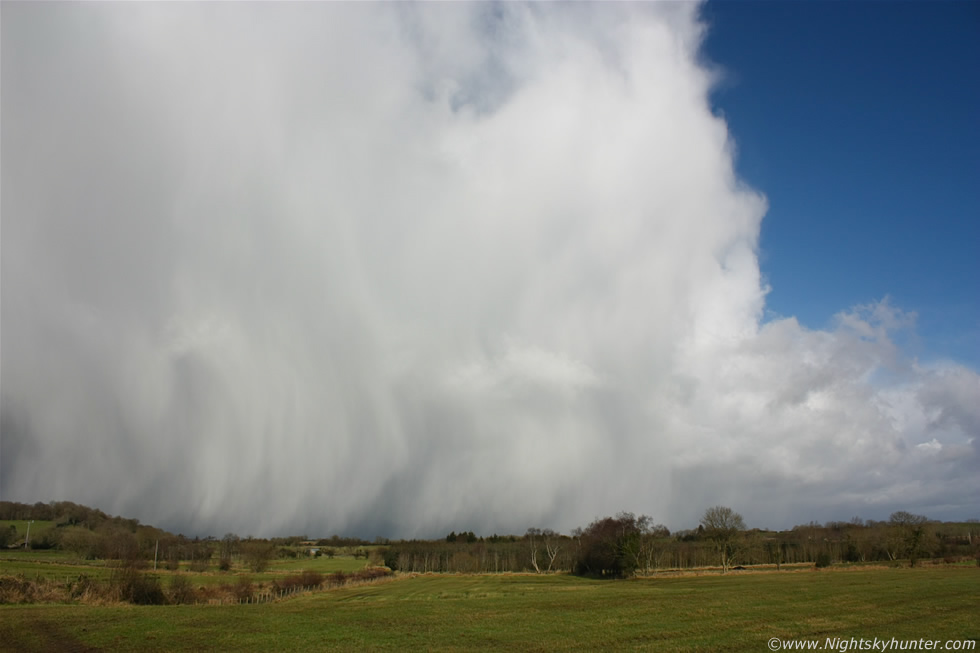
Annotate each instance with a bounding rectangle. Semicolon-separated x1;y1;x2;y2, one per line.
1;2;976;537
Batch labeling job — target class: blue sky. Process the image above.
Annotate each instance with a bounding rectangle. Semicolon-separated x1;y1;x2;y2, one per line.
701;0;979;368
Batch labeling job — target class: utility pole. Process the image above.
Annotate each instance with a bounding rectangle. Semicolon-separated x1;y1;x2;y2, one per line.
154;540;159;570
24;520;34;549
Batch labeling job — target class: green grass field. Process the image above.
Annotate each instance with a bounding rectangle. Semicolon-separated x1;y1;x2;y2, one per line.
1;567;976;651
0;520;56;542
0;548;369;589
270;555;369;574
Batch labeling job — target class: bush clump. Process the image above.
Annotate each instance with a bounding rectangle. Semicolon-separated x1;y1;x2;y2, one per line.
114;569;166;605
275;570;325;593
168;574;197;604
233;576;254;600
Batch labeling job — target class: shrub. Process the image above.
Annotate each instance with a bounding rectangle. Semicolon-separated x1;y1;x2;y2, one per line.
68;575;96;600
115;569;166;605
168;574;197;605
815;552;832;569
30;529;60;550
0;576;35;604
351;568;391;583
0;575;77;603
61;527;99;560
0;525;16;548
233;576;254;601
298;570;325;588
383;548;399;571
277;570;325;593
843;543;861;563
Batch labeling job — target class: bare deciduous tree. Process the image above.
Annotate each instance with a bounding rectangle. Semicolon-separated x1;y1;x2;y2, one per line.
241;540;275;573
526;528;542;573
542;529;561;572
889;511;929;567
700;506;745;573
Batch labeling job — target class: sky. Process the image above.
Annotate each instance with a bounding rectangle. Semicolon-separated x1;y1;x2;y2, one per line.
1;1;977;539
701;1;980;366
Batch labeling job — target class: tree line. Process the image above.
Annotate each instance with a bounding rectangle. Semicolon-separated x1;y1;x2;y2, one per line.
384;508;979;577
3;500;977;577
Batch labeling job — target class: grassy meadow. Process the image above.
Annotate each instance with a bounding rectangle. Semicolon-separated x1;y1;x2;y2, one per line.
3;520;57;540
1;566;976;651
0;547;369;587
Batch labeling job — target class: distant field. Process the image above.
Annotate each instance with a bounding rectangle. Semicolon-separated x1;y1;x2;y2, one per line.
1;567;976;651
0;553;113;582
270;555;370;574
0;548;370;588
0;520;56;541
